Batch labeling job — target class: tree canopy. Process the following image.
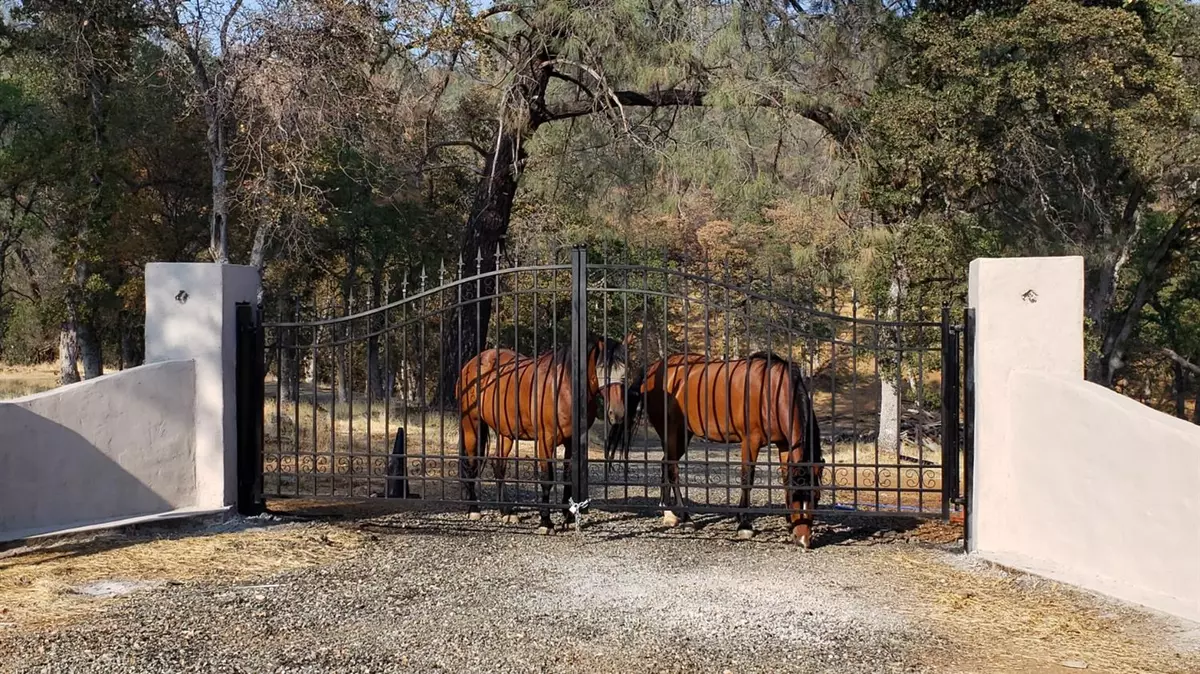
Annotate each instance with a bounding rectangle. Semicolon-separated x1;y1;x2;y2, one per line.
0;0;1198;417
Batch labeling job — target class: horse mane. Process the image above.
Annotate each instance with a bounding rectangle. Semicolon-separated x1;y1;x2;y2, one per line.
549;333;626;369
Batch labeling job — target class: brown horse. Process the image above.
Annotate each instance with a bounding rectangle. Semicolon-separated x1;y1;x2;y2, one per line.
608;352;823;547
455;334;626;533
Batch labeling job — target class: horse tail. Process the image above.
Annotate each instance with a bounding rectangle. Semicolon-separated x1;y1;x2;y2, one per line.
605;364;646;465
789;360;822;499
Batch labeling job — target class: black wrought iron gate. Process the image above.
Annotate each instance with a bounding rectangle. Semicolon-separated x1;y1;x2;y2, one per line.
236;245;968;526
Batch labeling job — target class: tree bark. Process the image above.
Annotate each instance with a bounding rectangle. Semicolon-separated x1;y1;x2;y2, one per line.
0;240;9;358
877;268;905;450
1091;201;1200;386
119;312;142;370
1174;360;1187;418
336;251;358;404
367;265;387;400
437;127;526;405
277;293;300;404
58;322;80;385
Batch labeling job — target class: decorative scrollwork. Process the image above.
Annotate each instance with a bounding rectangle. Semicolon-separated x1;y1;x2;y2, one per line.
833;466;852;488
335;456;351;475
300;455;317;474
350;456;366;476
922;469;940;490
370;457;387;476
877;468;895;489
903;468;921;489
314;455;330;474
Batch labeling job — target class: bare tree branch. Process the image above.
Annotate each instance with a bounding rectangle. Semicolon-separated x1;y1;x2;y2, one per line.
426;140;489;159
543;88;850;143
1163;348;1200;377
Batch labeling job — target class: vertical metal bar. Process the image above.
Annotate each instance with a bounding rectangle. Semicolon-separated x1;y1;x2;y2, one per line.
963;308;976;549
235;302;265;515
873;304;882;511
511;250;520;508
621;244;631;500
850;290;860;510
939;304;959;518
383;278;392;499
312;296;321;496
438;261;447;502
570;246;589;510
828;284;837;512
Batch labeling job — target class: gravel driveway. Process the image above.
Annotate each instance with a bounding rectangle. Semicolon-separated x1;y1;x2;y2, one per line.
2;506;1197;674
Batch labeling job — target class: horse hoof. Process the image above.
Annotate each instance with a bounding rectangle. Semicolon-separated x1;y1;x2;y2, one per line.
536;526;552;536
736;528;756;540
468;511;482;522
503;514;520;525
663;512;680;528
795;534;811;549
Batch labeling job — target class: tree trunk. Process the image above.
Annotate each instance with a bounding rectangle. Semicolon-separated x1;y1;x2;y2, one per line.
119;313;142;370
437;127;526;406
210;151;229;263
1193;384;1200;426
77;320;102;379
1174;360;1187;418
277;293;301;404
0;241;9;359
877;270;905;450
336;253;358;404
1084;257;1120;386
65;259;102;380
367;266;387;400
58;322;80;385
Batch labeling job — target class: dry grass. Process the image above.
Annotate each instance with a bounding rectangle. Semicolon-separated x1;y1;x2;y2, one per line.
0;362;58;400
0;521;370;630
876;549;1199;674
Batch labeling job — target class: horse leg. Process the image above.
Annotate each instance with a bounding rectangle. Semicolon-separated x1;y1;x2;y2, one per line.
459;415;485;520
664;431;693;529
495;436;519;524
736;439;762;539
778;441;815;549
560;441;576;530
535;440;555;535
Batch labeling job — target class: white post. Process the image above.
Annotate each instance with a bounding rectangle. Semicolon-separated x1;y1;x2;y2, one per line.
967;256;1084;553
144;263;261;510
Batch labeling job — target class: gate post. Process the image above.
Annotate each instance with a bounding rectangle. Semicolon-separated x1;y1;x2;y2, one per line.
235;302;265;516
939;303;961;520
569;246;590;514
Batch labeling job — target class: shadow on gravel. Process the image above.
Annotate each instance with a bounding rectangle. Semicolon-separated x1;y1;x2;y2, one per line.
265;497;957;550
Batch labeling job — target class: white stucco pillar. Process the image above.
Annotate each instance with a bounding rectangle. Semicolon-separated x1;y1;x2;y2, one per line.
145;263;261;510
966;256;1084;552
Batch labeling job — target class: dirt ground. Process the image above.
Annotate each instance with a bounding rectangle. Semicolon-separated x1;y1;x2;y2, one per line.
1;503;1197;674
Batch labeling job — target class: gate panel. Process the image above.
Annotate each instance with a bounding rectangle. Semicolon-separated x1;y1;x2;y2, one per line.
252;242;965;524
581;243;959;519
259;252;578;512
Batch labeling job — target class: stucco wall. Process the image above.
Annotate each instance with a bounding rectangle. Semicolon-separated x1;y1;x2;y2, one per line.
145;262;259;510
0;360;197;540
969;255;1200;623
1002;370;1200;622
